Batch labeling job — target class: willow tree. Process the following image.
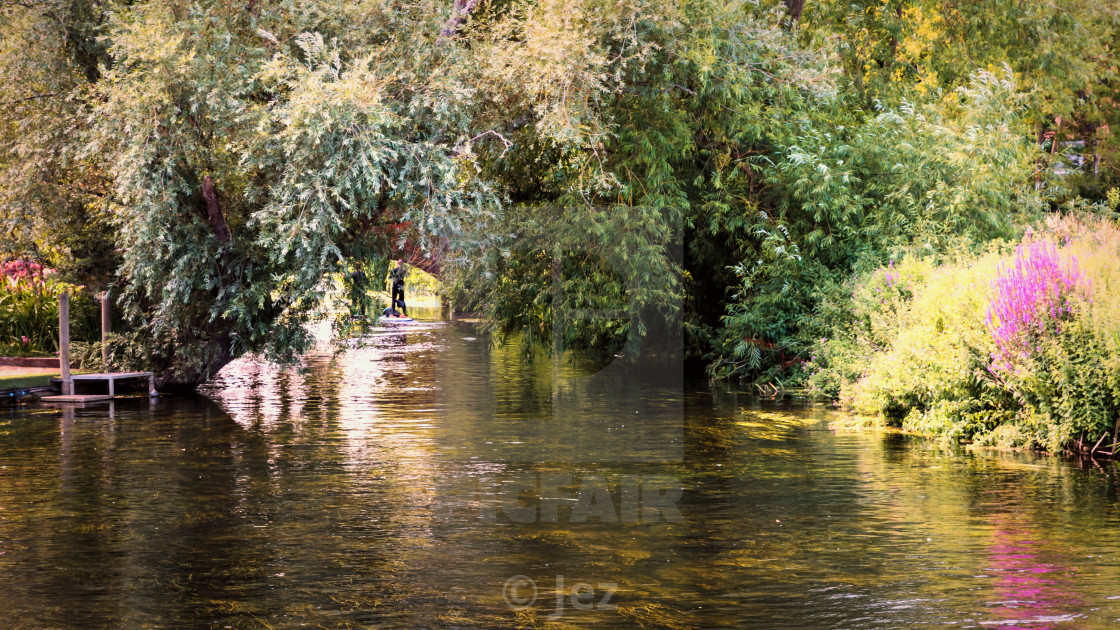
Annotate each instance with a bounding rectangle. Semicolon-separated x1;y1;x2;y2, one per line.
64;0;522;384
0;0;118;285
4;0;697;383
444;0;836;359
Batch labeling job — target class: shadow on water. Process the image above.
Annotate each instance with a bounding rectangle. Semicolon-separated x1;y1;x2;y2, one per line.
2;315;1120;628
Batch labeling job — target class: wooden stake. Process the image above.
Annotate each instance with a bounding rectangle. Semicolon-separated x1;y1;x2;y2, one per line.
101;290;111;371
59;291;71;396
1091;431;1108;458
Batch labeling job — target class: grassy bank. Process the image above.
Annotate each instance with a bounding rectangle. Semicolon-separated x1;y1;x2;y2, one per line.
0;370;57;390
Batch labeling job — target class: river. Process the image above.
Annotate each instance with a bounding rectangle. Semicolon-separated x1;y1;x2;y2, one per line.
2;311;1120;628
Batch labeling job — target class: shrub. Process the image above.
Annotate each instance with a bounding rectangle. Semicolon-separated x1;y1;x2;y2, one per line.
71;330;163;373
813;214;1120;453
985;239;1089;376
840;251;1010;431
990;216;1120;451
0;260;97;356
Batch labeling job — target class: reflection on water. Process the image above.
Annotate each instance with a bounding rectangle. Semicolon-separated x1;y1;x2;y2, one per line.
2;313;1120;628
984;512;1081;629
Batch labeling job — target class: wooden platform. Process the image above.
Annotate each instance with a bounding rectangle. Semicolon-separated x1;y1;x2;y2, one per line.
40;394;113;404
42;371;156;402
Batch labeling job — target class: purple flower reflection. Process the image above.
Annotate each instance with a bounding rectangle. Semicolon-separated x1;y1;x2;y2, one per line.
982;514;1081;629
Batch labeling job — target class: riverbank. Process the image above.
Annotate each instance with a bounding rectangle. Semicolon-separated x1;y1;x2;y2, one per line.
0;365;59;390
807;214;1120;455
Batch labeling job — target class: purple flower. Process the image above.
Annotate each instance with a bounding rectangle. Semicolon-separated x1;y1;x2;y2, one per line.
986;240;1089;374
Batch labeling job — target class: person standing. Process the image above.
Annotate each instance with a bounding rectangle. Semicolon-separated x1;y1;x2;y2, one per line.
347;263;369;318
389;258;408;317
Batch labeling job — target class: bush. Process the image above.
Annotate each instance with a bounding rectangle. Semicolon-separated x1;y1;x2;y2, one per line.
831;251;1009;428
710;68;1048;383
993;216;1120;451
70;330;162;373
811;214;1120;453
0;260;97;356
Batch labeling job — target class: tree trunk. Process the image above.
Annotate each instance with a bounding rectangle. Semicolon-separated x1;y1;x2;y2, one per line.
889;2;903;63
201;175;231;245
151;175;238;389
782;0;807;30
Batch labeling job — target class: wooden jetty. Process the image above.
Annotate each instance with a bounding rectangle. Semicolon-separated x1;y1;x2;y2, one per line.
39;291;158;404
41;372;157;403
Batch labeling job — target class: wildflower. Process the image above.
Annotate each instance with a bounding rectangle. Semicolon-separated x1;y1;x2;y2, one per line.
986;240;1088;374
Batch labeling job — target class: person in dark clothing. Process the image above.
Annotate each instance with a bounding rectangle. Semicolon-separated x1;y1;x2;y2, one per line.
389;258;408;317
348;264;369;318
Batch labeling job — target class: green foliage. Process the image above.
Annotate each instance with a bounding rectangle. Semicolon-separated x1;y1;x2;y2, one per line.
2;0;1118;390
1;268;97;356
76;1;506;383
450;0;834;359
70;329;165;373
815;215;1120;454
452;202;677;358
0;1;119;286
799;0;1120;195
991;215;1120;451
712;67;1046;381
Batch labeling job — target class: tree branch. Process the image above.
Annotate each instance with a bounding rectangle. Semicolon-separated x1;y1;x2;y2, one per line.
457;129;513;157
0;92;59;108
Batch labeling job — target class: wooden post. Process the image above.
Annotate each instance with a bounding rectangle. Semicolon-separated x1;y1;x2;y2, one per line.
101;290;111;372
59;292;71;396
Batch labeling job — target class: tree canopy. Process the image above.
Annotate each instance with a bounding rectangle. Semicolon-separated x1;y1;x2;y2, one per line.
2;0;1117;384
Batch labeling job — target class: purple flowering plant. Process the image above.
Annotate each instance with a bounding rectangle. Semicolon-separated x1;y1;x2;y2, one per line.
985;240;1090;375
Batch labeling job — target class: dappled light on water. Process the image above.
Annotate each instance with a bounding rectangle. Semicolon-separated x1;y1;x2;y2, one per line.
1;316;1120;627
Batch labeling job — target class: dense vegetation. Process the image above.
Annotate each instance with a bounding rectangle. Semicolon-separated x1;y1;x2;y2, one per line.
807;212;1120;453
0;261;96;356
2;0;1119;448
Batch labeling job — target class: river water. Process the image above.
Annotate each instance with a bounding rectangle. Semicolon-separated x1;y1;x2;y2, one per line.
3;312;1120;629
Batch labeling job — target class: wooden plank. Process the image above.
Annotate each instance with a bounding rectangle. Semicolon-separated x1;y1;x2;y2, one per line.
48;371;158;399
40;392;112;401
101;290;111;370
70;372;154;380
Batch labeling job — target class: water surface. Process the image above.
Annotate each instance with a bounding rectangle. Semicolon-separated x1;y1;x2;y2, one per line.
2;314;1120;628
